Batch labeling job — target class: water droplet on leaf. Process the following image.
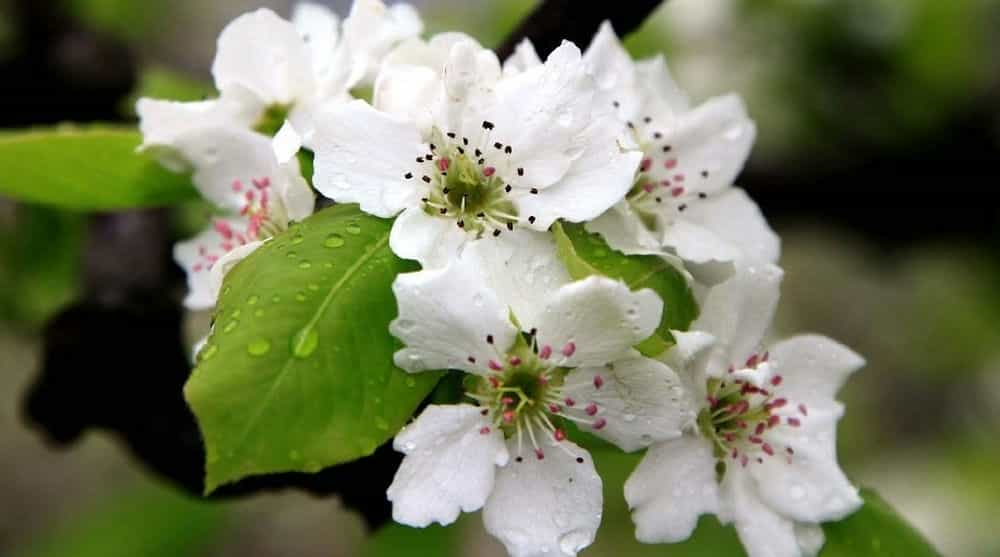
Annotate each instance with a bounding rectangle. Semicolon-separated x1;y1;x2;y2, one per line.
291;326;319;358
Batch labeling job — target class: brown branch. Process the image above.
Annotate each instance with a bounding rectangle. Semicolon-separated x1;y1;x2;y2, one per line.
496;0;665;59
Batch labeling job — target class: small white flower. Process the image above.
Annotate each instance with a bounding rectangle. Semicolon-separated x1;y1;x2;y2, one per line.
511;24;778;280
172;127;314;309
137;0;422;156
311;35;642;268
625;264;864;557
386;235;692;556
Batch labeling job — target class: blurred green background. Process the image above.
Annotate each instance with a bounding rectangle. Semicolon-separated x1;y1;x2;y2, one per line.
2;0;999;555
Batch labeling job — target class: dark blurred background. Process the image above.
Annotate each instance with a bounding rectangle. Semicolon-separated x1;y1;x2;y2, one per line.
1;0;998;556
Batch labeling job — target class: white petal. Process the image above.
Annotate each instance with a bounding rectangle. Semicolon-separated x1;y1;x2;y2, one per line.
662;216;741;264
643;94;755;196
311;100;423;218
583;21;641;119
501;39;543;76
135;97;259;166
172;127;287;215
272;120;303;164
291;2;341;84
515;116;642;229
795;523;826;556
212;8;315;106
535;276;663;368
662;330;717;402
173;219;257;310
277;162;315;222
373;62;442;132
562;355;694;451
486;41;596;187
207;240;264;300
624;436;720;543
435;38;502;138
462;229;571;328
678;188;780;264
585;202;663;256
390;259;517;375
341;0;424;88
768;335;865;411
750;405;862;523
388;207;469;269
693;262;783;378
635;54;690;114
721;470;804;557
388;404;508;527
483;441;602;557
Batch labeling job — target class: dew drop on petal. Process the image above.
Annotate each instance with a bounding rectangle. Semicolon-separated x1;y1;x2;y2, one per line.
558;530;592;556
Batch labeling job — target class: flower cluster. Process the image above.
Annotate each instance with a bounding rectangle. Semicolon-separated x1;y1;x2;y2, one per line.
141;4;865;557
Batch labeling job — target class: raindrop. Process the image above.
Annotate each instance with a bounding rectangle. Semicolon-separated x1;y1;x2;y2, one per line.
403;441;417;451
324;233;346;248
295;292;308;302
291;234;305;245
375;416;390;430
286;250;298;259
198;343;218;361
247;295;259;305
558;530;592;556
271;294;282;303
789;484;806;501
291;326;319;358
557;109;574;127
298;260;313;269
223;320;239;333
247;338;271;356
345;222;362;235
254;309;265;318
404;376;416;388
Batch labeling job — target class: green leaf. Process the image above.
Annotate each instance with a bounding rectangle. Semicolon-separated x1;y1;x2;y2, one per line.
821;488;940;556
552;221;698;356
11;483;227;557
0;126;197;210
185;204;443;493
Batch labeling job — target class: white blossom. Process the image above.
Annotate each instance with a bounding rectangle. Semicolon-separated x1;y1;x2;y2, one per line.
137;0;422;158
172;127;313;309
625;264;864;557
386;235;692;556
311;34;642;268
509;24;778;282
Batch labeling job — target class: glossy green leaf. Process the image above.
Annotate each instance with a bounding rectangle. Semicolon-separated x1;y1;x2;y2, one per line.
552;221;698;356
822;489;939;556
185;204;442;493
0;126;196;210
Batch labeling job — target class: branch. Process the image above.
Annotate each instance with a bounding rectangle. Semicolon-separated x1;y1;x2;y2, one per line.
496;0;664;59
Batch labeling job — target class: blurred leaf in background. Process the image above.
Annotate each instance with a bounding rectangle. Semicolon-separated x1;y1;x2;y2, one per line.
0;204;83;328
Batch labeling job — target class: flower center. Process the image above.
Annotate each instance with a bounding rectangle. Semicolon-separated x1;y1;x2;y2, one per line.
191;175;289;274
405;121;540;238
612;103;713;231
464;331;609;461
696;352;808;474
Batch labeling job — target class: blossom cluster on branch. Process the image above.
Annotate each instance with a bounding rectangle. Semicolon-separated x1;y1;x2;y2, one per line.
138;2;865;556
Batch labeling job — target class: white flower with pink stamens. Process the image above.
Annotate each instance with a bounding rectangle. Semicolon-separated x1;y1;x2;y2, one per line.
172;127;314;309
311;34;642;268
509;23;779;281
137;0;422;159
625;263;864;557
385;235;692;556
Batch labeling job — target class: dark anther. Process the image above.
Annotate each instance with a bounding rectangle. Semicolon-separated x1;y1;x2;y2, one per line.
505;185;512;193
475;148;482;157
447;132;456;138
678;204;687;212
439;208;448;214
504;146;512;154
421;175;431;183
494;142;503;149
493;229;502;237
517;168;524;176
528;216;536;224
506;222;514;231
487;334;494;344
416;157;423;163
662;145;672;152
530;188;539;194
404;172;413;179
482;120;495;130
